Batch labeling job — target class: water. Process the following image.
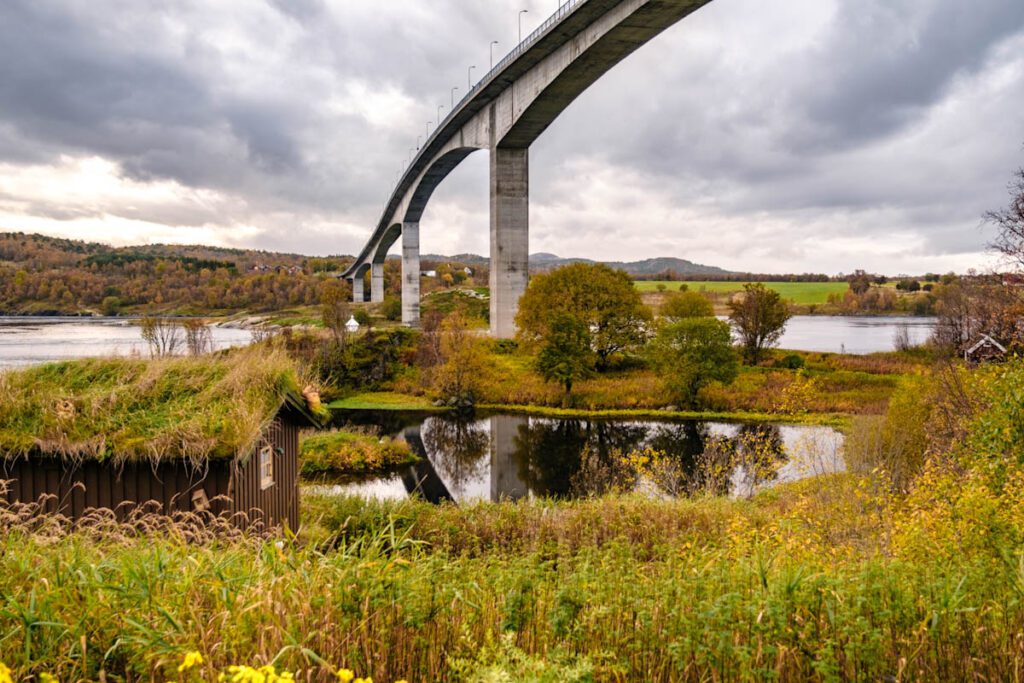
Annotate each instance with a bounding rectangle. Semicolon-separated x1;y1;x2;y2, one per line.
778;315;935;354
311;412;844;503
0;317;253;368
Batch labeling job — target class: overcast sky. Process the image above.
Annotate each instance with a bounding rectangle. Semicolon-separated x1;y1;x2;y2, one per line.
1;0;1023;274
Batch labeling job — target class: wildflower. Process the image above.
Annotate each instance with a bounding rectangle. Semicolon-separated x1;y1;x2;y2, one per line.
178;651;205;673
336;669;355;683
0;663;12;683
354;678;373;683
40;676;60;683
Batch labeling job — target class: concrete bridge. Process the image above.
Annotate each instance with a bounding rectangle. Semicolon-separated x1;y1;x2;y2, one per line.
342;0;713;337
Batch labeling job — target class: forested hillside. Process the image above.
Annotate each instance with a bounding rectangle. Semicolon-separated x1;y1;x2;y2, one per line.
0;232;353;315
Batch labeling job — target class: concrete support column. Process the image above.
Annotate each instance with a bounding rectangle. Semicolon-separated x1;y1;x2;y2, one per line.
490;147;529;338
370;262;385;303
402;221;421;327
351;276;364;304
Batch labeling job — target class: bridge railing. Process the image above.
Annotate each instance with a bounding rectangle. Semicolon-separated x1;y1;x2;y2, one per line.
424;0;589;153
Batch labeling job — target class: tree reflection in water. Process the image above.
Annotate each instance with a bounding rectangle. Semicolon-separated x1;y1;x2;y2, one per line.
410;415;793;501
421;415;490;495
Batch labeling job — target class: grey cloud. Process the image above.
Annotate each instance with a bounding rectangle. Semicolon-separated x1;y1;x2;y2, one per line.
0;0;1020;271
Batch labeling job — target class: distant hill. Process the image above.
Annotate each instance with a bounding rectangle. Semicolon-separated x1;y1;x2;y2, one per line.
0;232;349;315
423;252;730;277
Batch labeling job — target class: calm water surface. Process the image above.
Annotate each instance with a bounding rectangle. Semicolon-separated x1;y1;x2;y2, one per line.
0;317;252;368
311;412;844;503
777;315;935;354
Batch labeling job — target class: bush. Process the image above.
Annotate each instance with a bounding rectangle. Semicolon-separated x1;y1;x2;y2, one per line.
300;430;416;476
778;353;806;370
646;318;738;408
381;296;402;321
659;290;713;320
844;375;932;490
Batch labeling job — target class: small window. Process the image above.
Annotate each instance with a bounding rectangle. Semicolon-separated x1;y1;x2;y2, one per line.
259;444;274;490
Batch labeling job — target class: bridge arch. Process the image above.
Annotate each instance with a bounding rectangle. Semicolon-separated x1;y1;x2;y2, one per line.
343;0;716;336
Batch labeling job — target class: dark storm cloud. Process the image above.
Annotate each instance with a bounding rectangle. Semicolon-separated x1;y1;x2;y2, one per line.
0;0;1021;270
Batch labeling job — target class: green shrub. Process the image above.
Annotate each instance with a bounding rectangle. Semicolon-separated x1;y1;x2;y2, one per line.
299;430;416;477
778;353;806;370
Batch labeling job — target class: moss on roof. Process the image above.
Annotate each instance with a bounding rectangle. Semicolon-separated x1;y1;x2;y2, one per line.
0;347;324;464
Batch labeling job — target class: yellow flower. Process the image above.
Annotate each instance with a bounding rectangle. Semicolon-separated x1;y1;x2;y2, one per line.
336;669;355;683
354;678;373;683
40;675;60;683
178;651;205;673
0;663;12;683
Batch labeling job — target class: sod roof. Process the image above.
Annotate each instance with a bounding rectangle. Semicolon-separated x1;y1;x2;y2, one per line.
0;347;325;464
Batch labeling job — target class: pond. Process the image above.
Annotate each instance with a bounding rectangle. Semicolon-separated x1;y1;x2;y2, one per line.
311;412;845;503
0;317;253;368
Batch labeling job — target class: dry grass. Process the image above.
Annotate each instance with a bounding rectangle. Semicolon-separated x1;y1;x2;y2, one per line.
0;346;320;465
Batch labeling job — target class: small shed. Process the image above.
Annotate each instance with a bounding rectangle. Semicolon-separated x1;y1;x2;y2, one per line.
0;348;324;530
964;334;1007;365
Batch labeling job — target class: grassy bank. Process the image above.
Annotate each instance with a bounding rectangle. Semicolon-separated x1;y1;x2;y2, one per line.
300;429;417;477
386;348;925;417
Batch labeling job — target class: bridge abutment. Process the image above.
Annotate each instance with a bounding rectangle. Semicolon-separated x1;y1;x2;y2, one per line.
402;221;421;326
489;147;529;339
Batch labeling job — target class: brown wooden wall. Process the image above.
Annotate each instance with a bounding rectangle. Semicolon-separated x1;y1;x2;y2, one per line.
1;412;302;531
229;417;301;530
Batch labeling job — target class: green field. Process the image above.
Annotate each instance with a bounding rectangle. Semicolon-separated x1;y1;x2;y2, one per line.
635;280;849;305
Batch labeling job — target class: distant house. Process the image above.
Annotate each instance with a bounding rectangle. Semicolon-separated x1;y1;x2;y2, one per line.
0;349;324;530
964;334;1007;365
422;270;438;278
463;267;474;276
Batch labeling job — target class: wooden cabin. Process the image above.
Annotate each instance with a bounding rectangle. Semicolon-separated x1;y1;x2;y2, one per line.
964;334;1008;366
0;349;324;530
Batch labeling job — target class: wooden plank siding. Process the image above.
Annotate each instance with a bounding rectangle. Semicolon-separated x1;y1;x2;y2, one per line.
1;410;303;532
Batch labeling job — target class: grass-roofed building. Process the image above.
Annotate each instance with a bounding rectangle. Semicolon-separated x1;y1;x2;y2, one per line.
0;347;325;530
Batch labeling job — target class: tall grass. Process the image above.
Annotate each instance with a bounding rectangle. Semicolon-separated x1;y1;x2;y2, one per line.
5;469;1024;681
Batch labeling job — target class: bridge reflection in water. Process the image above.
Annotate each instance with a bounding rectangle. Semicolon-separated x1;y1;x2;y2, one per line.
332;413;843;504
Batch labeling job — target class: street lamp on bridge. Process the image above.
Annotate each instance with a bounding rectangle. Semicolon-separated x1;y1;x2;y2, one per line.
438;105;444;123
519;10;528;43
490;41;499;70
468;65;476;90
451;86;459;109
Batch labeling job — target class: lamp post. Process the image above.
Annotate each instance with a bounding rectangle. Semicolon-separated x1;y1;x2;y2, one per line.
438;105;444;123
468;65;476;90
490;40;499;70
426;121;432;137
416;135;421;150
451;86;459;109
519;10;528;42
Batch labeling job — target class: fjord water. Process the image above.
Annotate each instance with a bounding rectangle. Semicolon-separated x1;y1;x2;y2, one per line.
777;315;935;354
317;412;844;503
0;315;936;369
0;317;253;368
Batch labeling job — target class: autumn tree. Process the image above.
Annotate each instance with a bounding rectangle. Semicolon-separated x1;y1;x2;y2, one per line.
660;290;713;320
536;313;594;399
647;318;738;407
728;283;791;364
320;279;351;343
515;263;652;370
987;165;1024;275
432;311;490;409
